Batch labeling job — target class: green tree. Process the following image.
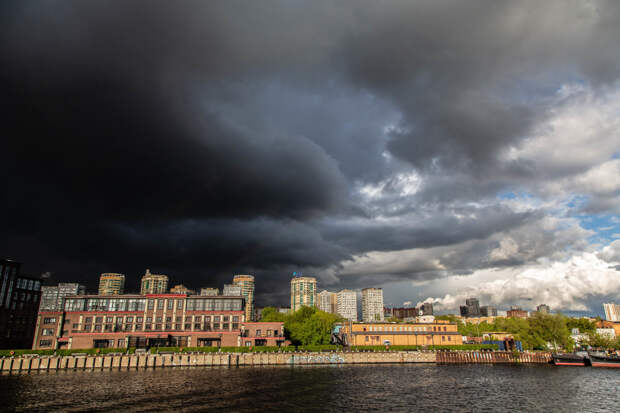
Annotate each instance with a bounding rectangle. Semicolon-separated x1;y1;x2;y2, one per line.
277;306;342;346
260;307;287;322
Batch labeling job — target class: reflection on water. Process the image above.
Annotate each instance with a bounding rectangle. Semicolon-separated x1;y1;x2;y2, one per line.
0;364;619;412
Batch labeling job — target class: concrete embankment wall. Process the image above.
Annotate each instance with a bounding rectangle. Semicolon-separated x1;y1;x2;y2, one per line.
0;351;550;373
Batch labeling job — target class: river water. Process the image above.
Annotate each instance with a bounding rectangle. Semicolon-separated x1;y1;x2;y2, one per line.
0;364;618;412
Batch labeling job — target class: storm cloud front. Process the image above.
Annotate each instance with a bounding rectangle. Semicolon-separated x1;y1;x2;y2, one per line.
2;1;620;312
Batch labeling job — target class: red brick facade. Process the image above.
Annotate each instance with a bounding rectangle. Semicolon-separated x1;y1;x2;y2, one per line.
33;294;288;349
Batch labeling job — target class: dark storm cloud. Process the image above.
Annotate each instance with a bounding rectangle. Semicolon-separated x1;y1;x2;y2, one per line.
2;1;620;306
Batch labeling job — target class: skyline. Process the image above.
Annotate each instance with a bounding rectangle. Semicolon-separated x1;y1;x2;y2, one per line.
2;1;620;316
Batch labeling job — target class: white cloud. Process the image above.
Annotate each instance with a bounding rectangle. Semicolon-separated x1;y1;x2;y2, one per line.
420;252;620;313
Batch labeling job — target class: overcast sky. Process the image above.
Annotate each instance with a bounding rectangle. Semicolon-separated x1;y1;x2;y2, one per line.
2;1;620;315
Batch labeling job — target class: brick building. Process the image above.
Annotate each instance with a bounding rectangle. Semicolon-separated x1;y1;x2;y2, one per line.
507;306;528;318
33;293;287;350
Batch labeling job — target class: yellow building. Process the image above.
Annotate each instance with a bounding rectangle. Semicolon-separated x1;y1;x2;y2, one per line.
290;276;317;312
341;321;462;346
233;274;255;321
140;269;169;294
98;273;125;295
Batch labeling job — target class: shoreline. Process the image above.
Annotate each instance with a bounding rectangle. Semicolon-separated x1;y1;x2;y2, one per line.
0;350;551;373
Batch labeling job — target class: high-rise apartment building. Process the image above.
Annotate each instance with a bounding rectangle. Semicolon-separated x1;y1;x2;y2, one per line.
536;304;550;314
603;303;620;322
98;273;125;295
39;283;87;311
233;275;255;321
420;302;434;316
290;276;317;312
362;288;384;322
460;298;481;318
0;259;43;349
336;289;357;321
318;290;336;313
480;305;498;317
200;287;219;296
223;284;242;296
140;269;168;295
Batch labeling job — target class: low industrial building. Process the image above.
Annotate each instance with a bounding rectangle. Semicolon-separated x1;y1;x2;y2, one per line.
32;293;288;349
339;321;462;346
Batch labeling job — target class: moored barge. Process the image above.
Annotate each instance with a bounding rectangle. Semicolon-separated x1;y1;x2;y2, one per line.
588;352;620;368
551;353;588;366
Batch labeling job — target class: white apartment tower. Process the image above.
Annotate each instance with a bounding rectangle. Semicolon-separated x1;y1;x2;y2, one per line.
362;287;384;322
336;289;357;321
318;290;336;314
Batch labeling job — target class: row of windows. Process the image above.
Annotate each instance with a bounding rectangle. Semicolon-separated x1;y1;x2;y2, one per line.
77;315;240;324
363;325;449;332
63;298;244;312
364;335;452;342
15;278;41;291
80;323;240;332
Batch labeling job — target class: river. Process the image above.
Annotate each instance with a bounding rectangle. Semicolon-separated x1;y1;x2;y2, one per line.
0;364;618;412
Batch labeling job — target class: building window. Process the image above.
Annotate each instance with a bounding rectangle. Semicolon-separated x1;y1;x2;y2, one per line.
177;300;183;310
84;324;92;331
94;325;102;331
194;323;201;330
136;317;143;323
95;317;103;323
146;317;153;323
166;316;172;322
117;339;125;347
185;323;191;330
176;316;182;322
448;336;451;341
156;317;162;323
223;323;229;330
85;317;92;323
42;328;54;336
232;316;239;322
157;300;164;310
256;329;262;337
39;340;52;347
43;317;56;324
442;336;445;341
165;324;171;330
72;323;78;329
213;323;220;330
148;300;154;310
155;324;162;330
174;324;181;330
167;300;173;310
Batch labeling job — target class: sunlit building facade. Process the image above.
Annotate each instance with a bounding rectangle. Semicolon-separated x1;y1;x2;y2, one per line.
290;276;317;312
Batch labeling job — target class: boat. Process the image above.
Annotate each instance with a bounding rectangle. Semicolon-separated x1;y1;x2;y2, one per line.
551;352;588;366
588;352;620;368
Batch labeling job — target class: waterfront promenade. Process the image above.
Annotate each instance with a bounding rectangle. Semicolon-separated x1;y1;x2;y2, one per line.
0;350;551;372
